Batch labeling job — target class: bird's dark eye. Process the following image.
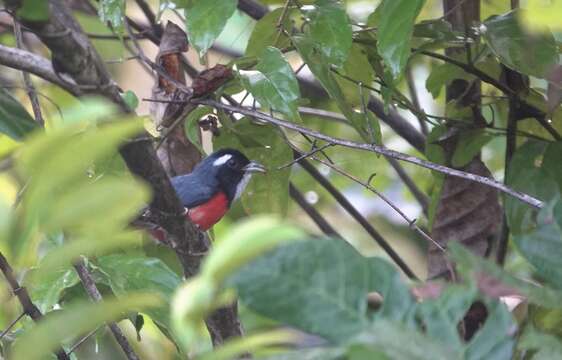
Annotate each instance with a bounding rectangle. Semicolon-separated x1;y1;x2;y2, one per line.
227;158;237;168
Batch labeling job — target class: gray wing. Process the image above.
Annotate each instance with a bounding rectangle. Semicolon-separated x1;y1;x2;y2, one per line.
171;174;217;208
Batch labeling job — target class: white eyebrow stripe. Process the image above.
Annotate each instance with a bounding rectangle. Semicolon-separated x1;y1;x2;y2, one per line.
213;154;232;166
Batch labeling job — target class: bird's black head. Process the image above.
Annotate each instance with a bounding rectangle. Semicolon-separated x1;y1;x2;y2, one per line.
195;148;266;204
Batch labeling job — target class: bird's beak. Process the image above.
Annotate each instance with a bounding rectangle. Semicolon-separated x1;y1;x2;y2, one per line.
243;161;266;173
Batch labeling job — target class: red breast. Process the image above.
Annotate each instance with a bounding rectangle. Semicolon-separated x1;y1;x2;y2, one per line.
186;191;229;231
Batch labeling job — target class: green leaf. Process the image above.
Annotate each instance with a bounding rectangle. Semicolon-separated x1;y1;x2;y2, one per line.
451;129;493;167
17;0;49;21
519;325;562;360
198;329;298;360
513;197;562;289
543;141;562;188
261;348;346;360
293;36;354;121
26;267;80;313
425;124;448;164
12;119;143;262
0;88;39;141
98;0;126;34
184;106;211;155
94;254;181;333
245;8;292;57
352;320;461;360
11;293;161;360
505;141;558;235
302;0;352;67
19;119;144;221
482;10;558;78
214;118;292;215
183;0;237;56
417;285;477;349
121;90;139;110
28;231;141;287
239;47;301;120
413;19;459;42
337;45;376;109
44;177;150;233
229;238;415;343
171;217;303;352
426;63;475;99
376;0;425;79
204;216;304;283
449;243;562;309
364;110;382;145
465;299;515;360
528;306;562;340
56;97;118;127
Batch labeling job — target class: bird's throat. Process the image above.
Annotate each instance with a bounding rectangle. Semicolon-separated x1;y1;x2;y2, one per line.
234;173;253;201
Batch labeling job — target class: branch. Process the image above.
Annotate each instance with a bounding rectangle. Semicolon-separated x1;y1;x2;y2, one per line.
289;182;342;238
134;0;162;38
73;260;139;360
497;65;526;265
405;66;428;135
0;252;70;360
237;0;268;20
296;156;418;279
386;157;429;215
210;7;428;153
297;106;348;125
13;21;44;125
310;155;442;252
294;105;430;213
0;44;81;96
194;99;544;209
417;48;561;140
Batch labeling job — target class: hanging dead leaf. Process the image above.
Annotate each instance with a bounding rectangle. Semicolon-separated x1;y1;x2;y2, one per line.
428;158;501;279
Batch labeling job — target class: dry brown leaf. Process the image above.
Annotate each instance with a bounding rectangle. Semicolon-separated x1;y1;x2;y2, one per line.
428;158;501;279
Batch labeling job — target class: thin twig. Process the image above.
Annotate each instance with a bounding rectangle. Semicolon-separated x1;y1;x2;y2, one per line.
124;22;191;93
298;106;348;124
193;99;545;209
385;157;429;215
296;156;418;280
310;155;444;252
1;85;65;121
85;32;149;40
73;259;139;360
405;66;427;135
438;0;471;20
105;55;140;64
0;252;70;360
68;326;102;354
0;312;25;340
416;47;561;140
134;0;162;38
13;20;43;126
278;143;334;170
0;44;81;96
272;0;292;46
155;112;191;149
289;182;342;238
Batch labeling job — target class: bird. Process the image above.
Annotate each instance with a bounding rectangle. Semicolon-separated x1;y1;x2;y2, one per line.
139;148;266;240
171;148;266;230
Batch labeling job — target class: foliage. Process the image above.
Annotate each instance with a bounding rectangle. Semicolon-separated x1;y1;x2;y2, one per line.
0;88;39;141
1;0;562;359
